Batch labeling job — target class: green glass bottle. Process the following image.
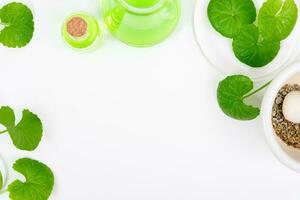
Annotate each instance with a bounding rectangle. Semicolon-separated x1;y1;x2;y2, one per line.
102;0;181;47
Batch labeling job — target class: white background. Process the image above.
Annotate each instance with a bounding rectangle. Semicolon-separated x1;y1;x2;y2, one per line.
0;0;299;199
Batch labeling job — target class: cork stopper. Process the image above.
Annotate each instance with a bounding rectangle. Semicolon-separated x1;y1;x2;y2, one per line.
67;17;88;37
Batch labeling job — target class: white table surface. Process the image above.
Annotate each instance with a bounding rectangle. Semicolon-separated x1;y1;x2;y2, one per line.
0;0;299;199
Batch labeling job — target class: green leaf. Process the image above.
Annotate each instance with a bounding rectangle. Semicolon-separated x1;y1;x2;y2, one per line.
217;75;260;120
0;106;15;128
0;170;3;190
8;158;54;200
258;0;298;41
232;24;280;67
0;2;34;48
0;106;43;151
207;0;256;38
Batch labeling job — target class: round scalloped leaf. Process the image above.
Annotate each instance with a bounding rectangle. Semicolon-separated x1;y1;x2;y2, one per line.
207;0;256;38
0;2;34;48
217;75;260;120
0;106;43;151
258;0;298;41
8;158;54;200
233;24;280;67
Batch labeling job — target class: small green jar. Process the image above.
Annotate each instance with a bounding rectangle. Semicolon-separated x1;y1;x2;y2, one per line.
62;13;100;49
102;0;181;47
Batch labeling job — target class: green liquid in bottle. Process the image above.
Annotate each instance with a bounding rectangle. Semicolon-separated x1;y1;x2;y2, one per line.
125;0;161;8
102;0;180;47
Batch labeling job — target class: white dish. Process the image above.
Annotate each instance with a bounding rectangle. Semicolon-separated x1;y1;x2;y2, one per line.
193;0;300;82
262;62;300;172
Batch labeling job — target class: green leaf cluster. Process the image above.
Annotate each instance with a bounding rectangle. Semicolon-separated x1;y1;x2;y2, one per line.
0;2;34;48
0;2;54;199
217;75;271;120
208;0;298;67
0;107;55;200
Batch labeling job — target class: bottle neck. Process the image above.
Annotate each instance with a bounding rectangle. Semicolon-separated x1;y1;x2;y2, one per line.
119;0;165;14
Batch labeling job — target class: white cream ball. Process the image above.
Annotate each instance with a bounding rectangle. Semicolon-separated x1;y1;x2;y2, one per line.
282;91;300;124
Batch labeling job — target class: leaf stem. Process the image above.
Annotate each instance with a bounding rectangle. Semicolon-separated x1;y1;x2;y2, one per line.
243;80;272;99
0;130;7;134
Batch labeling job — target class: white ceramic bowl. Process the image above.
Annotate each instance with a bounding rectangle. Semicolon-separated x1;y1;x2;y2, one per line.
262;62;300;172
